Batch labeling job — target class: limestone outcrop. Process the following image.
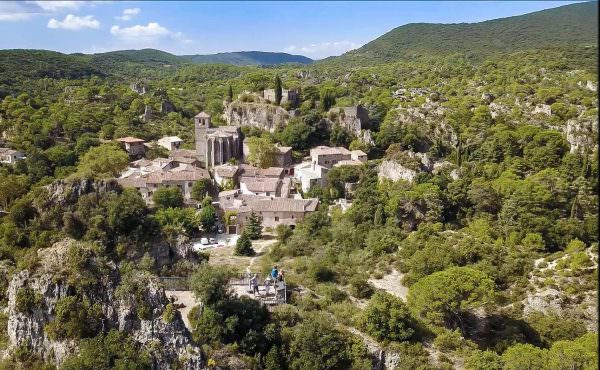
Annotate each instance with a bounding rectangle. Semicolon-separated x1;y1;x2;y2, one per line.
223;101;290;132
4;240;203;369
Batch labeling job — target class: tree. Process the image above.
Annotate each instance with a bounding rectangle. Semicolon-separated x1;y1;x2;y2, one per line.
76;143;129;178
189;263;232;306
288;313;353;370
276;119;314;150
246;136;277;168
501;343;548;370
319;87;336;111
274;75;282;105
107;189;148;236
152;187;184;209
0;174;28;209
227;84;233;103
329;124;352;147
9;198;36;227
407;266;496;330
235;231;255;256
245;211;262;240
360;291;415;343
191;178;212;201
198;201;217;232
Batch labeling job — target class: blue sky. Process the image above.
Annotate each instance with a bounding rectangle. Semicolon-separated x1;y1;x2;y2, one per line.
0;1;582;59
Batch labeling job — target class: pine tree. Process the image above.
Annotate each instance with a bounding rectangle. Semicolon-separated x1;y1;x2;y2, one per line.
235;231;255;256
246;211;263;240
227;85;233;103
374;205;385;226
274;75;282;105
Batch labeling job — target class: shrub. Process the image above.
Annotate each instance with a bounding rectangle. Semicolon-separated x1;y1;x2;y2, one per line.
360;291;415;343
15;287;42;314
45;296;103;340
162;303;176;323
348;276;375;299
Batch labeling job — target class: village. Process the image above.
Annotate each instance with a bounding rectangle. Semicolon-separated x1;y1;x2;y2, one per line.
112;88;368;248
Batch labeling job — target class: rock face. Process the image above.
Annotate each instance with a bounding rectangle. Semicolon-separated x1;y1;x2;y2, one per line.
223;101;290;132
4;241;203;369
42;178;121;209
565;116;598;154
161;100;176;114
377;160;418;182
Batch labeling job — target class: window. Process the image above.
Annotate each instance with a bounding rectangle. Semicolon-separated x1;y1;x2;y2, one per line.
266;192;270;196
275;217;279;222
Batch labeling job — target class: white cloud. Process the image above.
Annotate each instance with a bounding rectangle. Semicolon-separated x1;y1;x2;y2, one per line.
31;1;83;12
284;40;360;58
110;22;171;39
115;7;140;21
48;14;100;30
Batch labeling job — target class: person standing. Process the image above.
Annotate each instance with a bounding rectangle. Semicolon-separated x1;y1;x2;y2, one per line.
264;276;272;296
250;274;259;296
271;265;278;280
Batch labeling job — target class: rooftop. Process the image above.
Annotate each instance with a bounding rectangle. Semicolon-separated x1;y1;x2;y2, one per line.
240;177;281;193
239;196;319;213
158;136;183;143
310;146;351;156
195;111;211;118
214;164;239;178
116;137;145;144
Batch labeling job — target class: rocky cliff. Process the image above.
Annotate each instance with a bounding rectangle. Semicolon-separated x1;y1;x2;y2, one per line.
3;239;203;369
223;101;290;132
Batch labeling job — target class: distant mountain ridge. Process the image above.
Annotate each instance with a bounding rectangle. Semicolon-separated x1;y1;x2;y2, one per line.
181;51;313;66
325;1;598;65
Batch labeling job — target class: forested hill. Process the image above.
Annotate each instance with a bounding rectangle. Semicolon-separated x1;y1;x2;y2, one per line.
180;51;313;66
325;1;598;65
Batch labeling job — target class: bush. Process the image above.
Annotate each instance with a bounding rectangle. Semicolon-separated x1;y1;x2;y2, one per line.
348;276;375;299
15;287;42;314
162;303;176;323
45;296;103;340
152;187;184;209
308;263;336;283
526;312;587;346
360;291;415;343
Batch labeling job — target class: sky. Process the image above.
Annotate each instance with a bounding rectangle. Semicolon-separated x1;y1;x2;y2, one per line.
0;1;583;59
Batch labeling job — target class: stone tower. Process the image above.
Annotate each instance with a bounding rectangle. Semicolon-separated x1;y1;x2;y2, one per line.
194;111;211;163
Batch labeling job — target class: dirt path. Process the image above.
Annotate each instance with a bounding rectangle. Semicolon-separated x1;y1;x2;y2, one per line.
368;269;409;301
246;239;277;273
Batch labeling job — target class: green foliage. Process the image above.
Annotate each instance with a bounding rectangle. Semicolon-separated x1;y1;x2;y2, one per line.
191;178;212;201
45;296;103;340
287;313;353;370
246;136;278;168
15;287;42;314
60;329;152;370
526;312;587;347
235;231;255;256
162;303;176;323
245;211;263;240
408;267;496;329
76;143;129;178
189;263;232;306
152;187;184;209
360;291;415;343
348;276;374;299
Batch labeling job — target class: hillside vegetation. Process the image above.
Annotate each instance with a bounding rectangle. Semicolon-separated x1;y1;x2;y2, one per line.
326;1;598;65
0;2;597;369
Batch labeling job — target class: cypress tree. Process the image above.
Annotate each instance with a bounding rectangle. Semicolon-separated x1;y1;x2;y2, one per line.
227;85;233;103
235;231;255;256
246;211;263;240
274;75;282;105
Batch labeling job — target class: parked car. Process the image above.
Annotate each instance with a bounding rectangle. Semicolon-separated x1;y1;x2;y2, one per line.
209;237;216;244
200;237;209;245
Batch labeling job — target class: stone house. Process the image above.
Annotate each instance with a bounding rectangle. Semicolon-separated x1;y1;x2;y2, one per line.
330;105;371;135
116;137;146;156
239;177;282;197
213;164;240;188
157;136;183;151
0;148;25;164
218;190;318;234
263;89;299;106
294;161;329;193
310;146;352;169
118;166;210;205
